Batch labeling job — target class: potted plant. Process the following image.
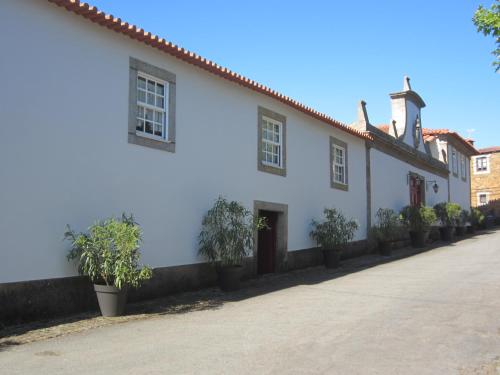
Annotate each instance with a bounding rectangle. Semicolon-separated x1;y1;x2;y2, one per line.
198;196;266;291
310;208;358;268
434;202;461;241
373;208;403;256
469;207;485;233
455;209;469;236
65;214;153;317
400;205;436;248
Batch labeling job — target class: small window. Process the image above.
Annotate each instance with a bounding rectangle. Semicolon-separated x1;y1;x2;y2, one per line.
257;107;286;177
129;57;176;153
460;154;466;180
330;137;348;191
261;116;283;168
451;148;458;176
136;73;168;140
478;193;489;206
475;156;489;173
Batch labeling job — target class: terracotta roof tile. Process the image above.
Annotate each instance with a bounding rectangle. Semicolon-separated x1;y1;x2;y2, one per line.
478;146;500;154
422;128;478;155
47;0;371;141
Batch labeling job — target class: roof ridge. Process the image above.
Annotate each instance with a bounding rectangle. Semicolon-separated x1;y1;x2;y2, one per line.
47;0;372;141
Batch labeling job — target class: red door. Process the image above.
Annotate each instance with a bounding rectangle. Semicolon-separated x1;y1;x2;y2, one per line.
410;176;423;207
257;210;277;274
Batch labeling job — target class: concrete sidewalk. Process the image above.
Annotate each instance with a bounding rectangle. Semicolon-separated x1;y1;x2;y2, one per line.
1;230;500;374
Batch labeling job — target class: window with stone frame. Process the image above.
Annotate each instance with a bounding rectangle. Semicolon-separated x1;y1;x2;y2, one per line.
478;193;489;206
330;137;348;191
451;148;458;175
257;107;286;177
460;153;467;180
475;156;489;174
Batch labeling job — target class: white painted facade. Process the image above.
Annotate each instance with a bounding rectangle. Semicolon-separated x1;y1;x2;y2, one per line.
0;0;474;285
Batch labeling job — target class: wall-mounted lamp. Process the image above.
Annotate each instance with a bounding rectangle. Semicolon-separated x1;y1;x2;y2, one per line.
426;180;439;194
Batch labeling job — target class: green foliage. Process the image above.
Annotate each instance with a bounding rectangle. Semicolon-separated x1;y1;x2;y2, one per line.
198;197;266;267
373;208;405;242
473;1;500;71
471;207;485;225
310;208;358;252
433;202;462;226
65;214;152;289
400;205;437;232
458;209;470;226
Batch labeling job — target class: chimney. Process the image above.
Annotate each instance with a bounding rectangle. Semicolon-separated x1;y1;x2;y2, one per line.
352;100;370;131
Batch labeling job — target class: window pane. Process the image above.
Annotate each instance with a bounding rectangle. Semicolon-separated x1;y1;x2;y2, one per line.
145;108;154;121
147;80;155;92
136;119;144;132
145;121;153;134
147;93;155;105
137;106;144;119
154;124;162;137
155;111;163;124
138;77;146;89
156;84;164;95
156;97;164;108
138;90;146;103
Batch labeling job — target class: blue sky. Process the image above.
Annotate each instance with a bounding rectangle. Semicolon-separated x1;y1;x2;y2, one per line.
91;0;499;148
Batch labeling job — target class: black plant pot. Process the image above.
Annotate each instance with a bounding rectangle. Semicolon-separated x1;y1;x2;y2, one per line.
379;241;392;256
217;265;244;292
439;226;454;242
323;249;341;269
466;225;476;234
94;284;127;317
455;226;466;236
409;231;428;248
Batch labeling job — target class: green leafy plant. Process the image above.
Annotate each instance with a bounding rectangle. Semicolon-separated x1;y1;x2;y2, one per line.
400;205;437;232
433;202;462;226
373;208;404;242
310;208;358;252
65;214;152;289
198;197;266;267
471;207;485;226
458;209;470;227
473;1;500;71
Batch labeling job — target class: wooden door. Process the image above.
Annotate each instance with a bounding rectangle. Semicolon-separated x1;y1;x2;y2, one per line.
410;175;423;207
257;210;278;274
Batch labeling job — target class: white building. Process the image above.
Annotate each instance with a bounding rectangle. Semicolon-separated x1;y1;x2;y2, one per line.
0;0;477;320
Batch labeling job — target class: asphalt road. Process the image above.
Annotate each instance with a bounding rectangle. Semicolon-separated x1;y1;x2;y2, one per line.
1;230;500;374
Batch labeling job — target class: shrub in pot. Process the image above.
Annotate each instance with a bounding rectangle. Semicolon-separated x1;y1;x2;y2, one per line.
65;214;153;317
373;208;404;256
469;207;485;233
198;197;266;291
400;205;436;248
310;208;358;268
455;209;469;236
434;202;461;241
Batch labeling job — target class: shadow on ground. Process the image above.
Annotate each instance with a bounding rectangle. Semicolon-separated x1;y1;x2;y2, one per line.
0;229;496;351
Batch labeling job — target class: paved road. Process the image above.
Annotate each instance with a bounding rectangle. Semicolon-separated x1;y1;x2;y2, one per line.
1;230;500;374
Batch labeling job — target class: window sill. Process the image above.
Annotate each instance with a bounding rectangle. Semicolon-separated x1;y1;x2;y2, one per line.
331;181;348;191
258;161;286;177
128;133;175;153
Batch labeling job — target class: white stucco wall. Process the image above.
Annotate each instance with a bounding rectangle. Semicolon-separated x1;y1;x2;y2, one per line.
447;144;472;209
0;0;368;283
370;149;448;223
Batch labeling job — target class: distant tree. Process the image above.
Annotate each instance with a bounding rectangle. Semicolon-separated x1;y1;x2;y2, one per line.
473;0;500;71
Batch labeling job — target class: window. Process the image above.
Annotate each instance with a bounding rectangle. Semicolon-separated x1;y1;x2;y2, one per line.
451;148;458;176
257;107;286;177
129;57;176;153
330;137;348;191
261;116;282;168
475;156;490;174
478;192;489;206
136;73;167;140
460;154;466;181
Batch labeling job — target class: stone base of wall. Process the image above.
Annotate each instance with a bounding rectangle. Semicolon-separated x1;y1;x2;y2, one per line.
1;241;368;325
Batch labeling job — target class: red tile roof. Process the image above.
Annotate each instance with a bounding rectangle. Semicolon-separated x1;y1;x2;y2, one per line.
478;146;500;154
422;129;478;155
47;0;371;141
376;124;390;133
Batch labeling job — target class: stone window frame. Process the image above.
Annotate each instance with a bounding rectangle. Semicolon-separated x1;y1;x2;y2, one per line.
257;106;287;177
451;147;459;177
330;136;349;191
477;192;490;206
128;57;176;153
473;155;490;175
460;153;467;182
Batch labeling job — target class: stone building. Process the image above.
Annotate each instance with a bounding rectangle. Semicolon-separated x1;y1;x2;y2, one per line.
471;147;500;215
